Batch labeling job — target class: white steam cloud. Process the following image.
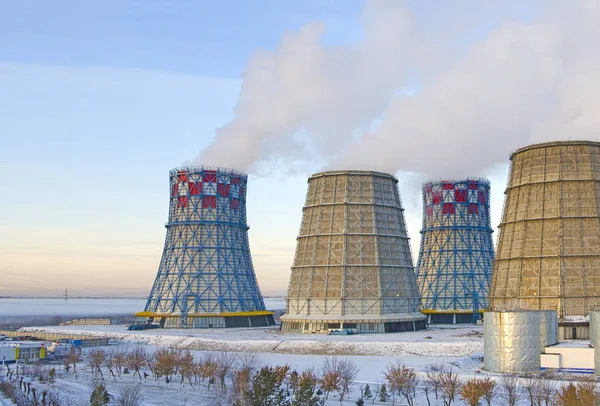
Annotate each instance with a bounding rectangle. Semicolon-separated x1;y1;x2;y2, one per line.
196;0;600;178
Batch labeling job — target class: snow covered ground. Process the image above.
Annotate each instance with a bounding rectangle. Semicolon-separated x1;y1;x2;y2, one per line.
0;394;12;406
21;324;484;357
0;351;477;406
5;324;590;405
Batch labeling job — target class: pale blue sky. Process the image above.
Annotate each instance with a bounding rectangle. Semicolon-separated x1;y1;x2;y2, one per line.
0;0;366;296
0;0;521;297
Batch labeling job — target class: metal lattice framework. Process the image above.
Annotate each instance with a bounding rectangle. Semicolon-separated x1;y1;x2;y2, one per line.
490;141;600;319
139;167;273;328
281;170;426;334
415;179;494;322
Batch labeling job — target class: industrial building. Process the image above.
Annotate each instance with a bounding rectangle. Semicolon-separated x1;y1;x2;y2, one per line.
138;167;274;328
490;141;600;339
416;179;494;324
0;341;47;364
281;170;426;334
484;309;600;374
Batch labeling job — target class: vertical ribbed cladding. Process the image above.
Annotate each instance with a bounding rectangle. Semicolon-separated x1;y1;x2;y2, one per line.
281;170;426;334
490;141;600;320
484;310;556;373
139;167;274;328
415;179;494;324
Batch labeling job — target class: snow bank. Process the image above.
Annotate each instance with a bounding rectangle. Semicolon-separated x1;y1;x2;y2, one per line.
20;325;483;357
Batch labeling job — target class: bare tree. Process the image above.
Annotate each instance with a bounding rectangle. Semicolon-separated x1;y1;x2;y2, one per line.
439;367;459;406
338;359;359;400
215;352;238;390
117;385;143;406
88;348;107;380
522;374;550;406
179;350;195;386
521;374;536;406
171;348;184;380
113;348;128;378
458;378;486;406
383;362;419;406
104;349;117;380
479;376;496;406
499;374;521;406
368;380;382;405
66;346;83;376
199;353;218;389
424;364;445;405
45;390;62;406
420;381;432;406
126;346;147;382
538;378;555;406
152;348;178;384
231;353;262;403
320;358;341;401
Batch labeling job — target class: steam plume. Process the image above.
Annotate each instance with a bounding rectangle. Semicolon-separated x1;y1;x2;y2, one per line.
196;1;600;178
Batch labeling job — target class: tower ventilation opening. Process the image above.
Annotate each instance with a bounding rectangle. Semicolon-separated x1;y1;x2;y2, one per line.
280;170;426;334
137;167;274;328
415;179;495;324
490;141;600;339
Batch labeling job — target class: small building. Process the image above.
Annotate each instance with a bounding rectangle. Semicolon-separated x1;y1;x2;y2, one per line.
0;341;47;364
541;341;594;373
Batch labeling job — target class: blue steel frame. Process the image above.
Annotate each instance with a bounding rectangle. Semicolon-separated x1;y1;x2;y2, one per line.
143;167;268;324
415;178;494;321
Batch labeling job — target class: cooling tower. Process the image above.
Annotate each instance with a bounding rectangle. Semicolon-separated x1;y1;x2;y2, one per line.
490;141;600;322
415;179;494;324
280;170;426;334
137;167;275;328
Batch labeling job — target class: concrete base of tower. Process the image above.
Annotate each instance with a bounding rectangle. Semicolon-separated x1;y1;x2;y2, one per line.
424;311;484;325
279;314;427;334
135;311;276;329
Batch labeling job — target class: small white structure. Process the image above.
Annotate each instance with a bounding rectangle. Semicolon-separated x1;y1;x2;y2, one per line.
536;311;597;373
541;341;594;373
48;341;72;357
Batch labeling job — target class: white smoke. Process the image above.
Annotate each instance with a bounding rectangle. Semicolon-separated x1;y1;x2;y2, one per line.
195;0;600;178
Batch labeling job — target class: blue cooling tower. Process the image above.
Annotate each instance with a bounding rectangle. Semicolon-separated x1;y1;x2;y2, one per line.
139;167;275;328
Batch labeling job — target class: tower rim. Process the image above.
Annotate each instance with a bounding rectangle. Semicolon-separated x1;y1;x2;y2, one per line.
510;140;600;160
170;166;247;177
422;178;490;187
309;169;398;182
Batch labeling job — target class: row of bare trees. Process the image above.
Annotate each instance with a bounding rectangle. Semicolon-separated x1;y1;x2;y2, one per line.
62;346;600;406
379;362;600;406
80;348;361;405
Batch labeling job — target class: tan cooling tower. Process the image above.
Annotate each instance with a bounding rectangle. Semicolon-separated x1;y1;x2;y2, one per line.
490;141;600;320
281;170;426;334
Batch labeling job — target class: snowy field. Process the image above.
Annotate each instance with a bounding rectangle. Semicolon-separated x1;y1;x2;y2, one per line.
5;325;487;405
0;298;286;318
6;324;592;405
0;345;480;406
22;324;483;357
